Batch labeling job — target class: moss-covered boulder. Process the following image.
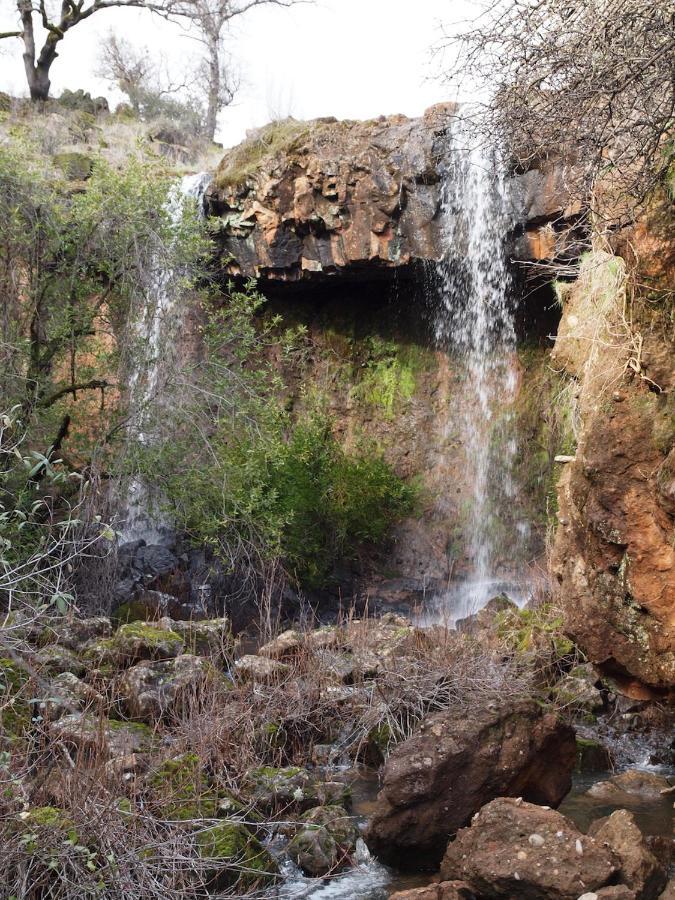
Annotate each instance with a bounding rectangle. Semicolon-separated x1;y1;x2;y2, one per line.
195;822;277;890
149;752;218;820
244;766;349;814
119;654;229;722
85;621;184;670
33;644;86;677
167;618;234;663
49;712;154;759
53;151;94;180
288;804;360;873
0;657;31;742
148;752;245;820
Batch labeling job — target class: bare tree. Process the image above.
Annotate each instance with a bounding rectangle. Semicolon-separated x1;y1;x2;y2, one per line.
172;0;304;141
0;0;180;101
98;31;204;128
441;0;675;208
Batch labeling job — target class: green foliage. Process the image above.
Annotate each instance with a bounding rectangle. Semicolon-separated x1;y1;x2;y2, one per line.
138;286;416;588
352;337;423;419
0;134;205;607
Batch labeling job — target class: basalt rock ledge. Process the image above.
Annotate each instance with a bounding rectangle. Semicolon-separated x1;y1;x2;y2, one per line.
205;106;579;286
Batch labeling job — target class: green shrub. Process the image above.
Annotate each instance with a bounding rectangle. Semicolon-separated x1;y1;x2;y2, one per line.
135;283;417;589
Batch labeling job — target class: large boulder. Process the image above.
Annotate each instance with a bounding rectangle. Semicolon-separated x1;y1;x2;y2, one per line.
365;699;576;869
588;810;668;900
440;797;619;899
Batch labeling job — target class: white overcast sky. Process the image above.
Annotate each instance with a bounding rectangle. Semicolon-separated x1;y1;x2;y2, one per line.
0;0;476;148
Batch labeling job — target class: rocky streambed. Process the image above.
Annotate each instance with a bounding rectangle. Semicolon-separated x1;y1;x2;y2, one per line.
1;591;673;898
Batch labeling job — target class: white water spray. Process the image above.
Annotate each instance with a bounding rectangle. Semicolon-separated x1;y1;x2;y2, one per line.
426;120;529;622
120;172;211;545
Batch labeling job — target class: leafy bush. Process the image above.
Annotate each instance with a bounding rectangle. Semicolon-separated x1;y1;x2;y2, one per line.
138;287;416;588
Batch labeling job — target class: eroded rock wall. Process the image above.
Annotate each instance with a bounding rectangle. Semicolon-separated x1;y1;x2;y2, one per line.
551;240;675;695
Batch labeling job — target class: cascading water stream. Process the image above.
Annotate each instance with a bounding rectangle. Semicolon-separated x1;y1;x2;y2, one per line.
422;121;530;624
120;171;211;545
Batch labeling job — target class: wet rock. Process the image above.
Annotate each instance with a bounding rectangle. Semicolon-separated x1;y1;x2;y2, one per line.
575;737;614;772
114;541;187;609
119;654;226;721
551;257;675;691
287;805;359;875
388;884;477;900
287;822;339;875
365;699;576;869
49;712;154;759
243;766;349;814
587;770;673;802
440;797;618;899
195;822;277;890
234;654;289;682
554;664;605;718
588;810;668;900
208;107;569;286
455;594;517;635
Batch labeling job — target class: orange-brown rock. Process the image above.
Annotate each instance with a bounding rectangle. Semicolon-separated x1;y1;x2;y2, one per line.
365;699;576;870
207;109;576;284
551;250;675;693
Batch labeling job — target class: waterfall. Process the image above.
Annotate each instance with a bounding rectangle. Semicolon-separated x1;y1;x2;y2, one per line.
120;171;211;545
425;121;529;624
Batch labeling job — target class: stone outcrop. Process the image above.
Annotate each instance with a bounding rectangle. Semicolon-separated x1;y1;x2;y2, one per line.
439;797;620;899
365;699;576;869
206;109;577;285
588;810;668;900
551;251;675;694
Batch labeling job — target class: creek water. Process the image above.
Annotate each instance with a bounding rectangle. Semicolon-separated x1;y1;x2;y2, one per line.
119;172;211;545
274;759;673;899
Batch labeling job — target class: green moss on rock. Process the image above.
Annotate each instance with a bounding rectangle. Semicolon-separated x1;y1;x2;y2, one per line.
196;822;277;890
0;657;31;741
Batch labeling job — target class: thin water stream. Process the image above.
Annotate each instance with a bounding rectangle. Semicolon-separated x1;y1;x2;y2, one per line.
120;172;211;545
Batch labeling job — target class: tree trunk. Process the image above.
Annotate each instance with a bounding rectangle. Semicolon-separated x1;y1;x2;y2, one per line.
18;1;58;102
204;39;220;141
24;59;51;101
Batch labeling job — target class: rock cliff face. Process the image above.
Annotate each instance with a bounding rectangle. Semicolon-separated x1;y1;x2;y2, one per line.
206;106;579;284
207;111;674;694
551;229;675;695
